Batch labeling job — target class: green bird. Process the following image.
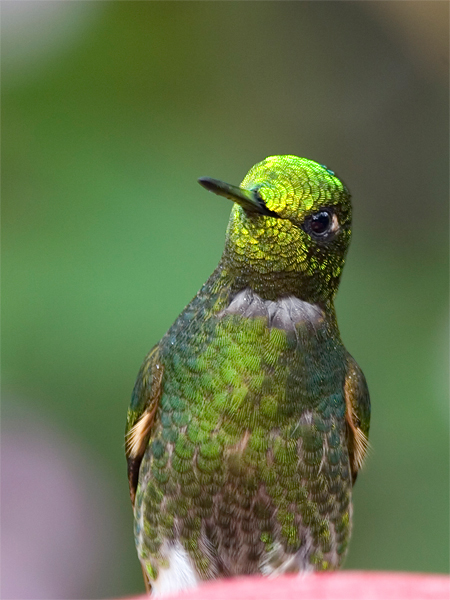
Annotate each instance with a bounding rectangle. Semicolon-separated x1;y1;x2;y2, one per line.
125;155;370;595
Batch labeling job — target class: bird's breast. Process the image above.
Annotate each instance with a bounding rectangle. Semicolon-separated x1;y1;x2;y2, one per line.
160;286;346;432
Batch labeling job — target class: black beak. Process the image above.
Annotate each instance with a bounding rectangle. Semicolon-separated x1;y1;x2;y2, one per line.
198;177;278;218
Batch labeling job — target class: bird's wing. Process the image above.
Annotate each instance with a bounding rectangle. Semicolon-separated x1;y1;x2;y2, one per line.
343;354;371;484
125;345;164;506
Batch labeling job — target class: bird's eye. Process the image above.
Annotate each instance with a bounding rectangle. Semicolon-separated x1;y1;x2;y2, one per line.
307;210;332;238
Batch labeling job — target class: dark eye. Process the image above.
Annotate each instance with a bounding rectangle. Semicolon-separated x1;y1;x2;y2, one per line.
307;210;332;238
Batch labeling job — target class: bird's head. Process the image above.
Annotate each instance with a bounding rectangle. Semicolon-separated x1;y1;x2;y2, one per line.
199;155;352;305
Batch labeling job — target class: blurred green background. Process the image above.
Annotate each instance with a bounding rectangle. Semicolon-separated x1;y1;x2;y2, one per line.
2;2;448;598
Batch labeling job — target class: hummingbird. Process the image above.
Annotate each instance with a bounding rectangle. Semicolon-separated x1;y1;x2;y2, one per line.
125;155;370;596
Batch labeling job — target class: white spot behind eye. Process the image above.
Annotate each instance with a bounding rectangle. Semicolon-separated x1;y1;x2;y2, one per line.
330;213;340;233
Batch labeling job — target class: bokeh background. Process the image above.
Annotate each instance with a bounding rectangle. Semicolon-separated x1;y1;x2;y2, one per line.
2;2;448;598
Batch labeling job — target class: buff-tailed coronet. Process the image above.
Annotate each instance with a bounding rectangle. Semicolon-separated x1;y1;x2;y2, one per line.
125;155;370;596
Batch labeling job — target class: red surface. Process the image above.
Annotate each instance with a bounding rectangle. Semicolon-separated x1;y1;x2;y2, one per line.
125;572;450;600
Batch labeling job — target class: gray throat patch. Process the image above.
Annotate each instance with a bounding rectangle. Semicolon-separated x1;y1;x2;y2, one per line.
219;289;325;331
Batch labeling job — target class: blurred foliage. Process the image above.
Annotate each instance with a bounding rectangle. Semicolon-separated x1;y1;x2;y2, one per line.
2;2;448;597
